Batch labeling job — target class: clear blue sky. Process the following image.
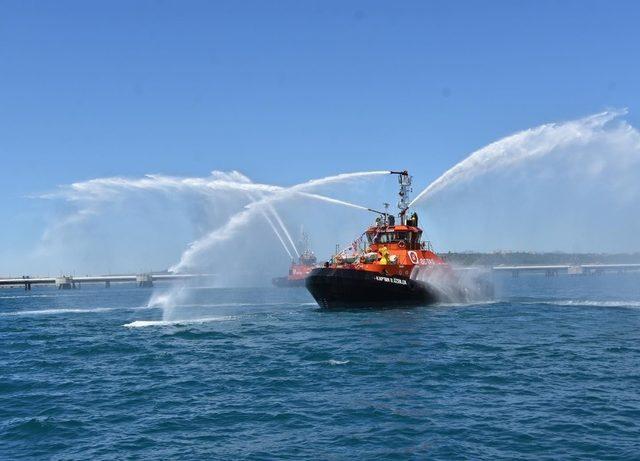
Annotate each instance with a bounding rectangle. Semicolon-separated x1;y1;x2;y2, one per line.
1;1;640;272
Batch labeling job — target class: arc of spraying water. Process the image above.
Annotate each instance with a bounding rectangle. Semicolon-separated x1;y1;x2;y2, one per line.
260;207;294;259
266;203;300;258
244;190;297;259
40;172;350;247
409;109;626;207
170;170;389;272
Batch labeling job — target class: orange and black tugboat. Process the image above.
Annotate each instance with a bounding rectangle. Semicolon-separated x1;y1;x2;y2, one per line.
306;171;466;308
272;232;318;287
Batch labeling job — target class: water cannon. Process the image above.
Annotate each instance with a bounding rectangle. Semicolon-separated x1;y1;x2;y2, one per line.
367;205;388;226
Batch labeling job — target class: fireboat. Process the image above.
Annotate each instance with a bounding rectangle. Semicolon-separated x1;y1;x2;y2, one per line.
272;231;318;287
306;170;466;308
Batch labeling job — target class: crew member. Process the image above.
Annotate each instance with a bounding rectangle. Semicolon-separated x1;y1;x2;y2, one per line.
379;246;390;265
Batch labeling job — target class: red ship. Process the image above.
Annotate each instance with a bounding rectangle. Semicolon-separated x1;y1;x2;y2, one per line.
272;232;318;287
306;170;473;308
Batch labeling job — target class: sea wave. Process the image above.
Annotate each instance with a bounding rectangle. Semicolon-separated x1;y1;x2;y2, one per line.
0;294;63;300
1;306;152;317
529;300;640;308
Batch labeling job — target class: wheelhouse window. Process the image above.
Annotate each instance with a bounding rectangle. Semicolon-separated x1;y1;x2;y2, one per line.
395;232;408;242
369;231;411;244
377;233;392;244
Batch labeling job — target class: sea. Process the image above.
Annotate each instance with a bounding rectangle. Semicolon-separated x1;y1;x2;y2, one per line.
2;273;640;460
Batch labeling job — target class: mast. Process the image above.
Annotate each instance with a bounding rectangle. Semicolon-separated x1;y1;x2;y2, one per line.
298;225;309;254
390;170;412;224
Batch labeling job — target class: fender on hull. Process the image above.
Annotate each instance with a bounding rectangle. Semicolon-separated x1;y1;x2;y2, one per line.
305;267;440;308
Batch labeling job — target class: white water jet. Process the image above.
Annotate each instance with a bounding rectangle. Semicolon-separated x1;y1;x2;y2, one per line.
410;109;628;206
244;190;296;259
42;170;371;253
266;204;299;258
38;169;381;275
298;192;373;211
409;109;640;252
38;171;279;246
169;170;388;273
35;165;388;284
232;177;295;259
41;170;279;202
260;209;293;259
124;316;236;328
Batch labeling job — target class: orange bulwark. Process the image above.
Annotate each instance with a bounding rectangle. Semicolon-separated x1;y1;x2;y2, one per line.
329;224;446;278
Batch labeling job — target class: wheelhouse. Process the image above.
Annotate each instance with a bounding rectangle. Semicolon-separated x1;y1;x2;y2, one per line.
365;225;423;251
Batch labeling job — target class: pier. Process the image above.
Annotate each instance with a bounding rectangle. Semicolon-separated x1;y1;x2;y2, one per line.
0;273;211;290
493;263;640;277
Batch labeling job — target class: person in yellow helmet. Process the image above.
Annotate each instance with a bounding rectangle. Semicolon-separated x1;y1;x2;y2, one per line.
378;246;390;265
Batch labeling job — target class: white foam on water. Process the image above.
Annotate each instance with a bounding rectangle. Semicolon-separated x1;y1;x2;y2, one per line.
529;300;640;308
327;359;350;365
147;283;319;322
123;315;236;328
411;265;494;303
435;300;501;308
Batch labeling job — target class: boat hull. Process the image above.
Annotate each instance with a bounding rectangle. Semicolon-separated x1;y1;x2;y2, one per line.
272;276;306;288
305;267;440;308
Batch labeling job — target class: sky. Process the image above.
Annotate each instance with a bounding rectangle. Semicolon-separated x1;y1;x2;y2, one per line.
1;0;640;275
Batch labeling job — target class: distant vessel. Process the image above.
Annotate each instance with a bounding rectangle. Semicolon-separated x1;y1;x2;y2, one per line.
272;231;318;287
306;170;467;308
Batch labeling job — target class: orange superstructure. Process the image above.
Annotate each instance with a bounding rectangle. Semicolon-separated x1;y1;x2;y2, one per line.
330;222;446;277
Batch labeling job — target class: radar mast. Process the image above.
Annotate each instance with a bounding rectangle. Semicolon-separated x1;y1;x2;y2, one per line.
390;170;412;224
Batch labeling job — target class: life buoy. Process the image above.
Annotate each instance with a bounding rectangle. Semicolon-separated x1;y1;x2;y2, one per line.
408;251;419;264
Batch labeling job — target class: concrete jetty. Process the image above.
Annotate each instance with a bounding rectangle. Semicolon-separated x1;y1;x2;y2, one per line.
0;273;211;290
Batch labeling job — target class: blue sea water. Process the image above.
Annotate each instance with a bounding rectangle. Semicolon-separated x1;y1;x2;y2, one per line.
2;273;640;460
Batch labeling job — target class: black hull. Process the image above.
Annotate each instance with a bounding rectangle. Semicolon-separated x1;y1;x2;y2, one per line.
305;268;440;309
272;277;306;288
